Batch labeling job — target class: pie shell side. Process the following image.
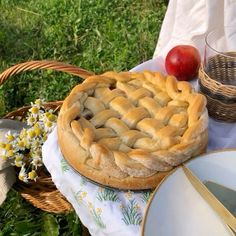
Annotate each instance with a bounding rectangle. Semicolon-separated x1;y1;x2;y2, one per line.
57;122;208;190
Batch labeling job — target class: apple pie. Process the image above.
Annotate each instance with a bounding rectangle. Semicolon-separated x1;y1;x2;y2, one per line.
57;71;208;190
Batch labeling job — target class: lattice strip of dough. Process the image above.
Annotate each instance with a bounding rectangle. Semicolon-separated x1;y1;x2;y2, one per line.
120;130;147;147
109;97;135;116
105;118;129;135
94;87;126;106
138;97;161;118
128;88;153;104
90;109;120;128
136;118;164;137
155;106;179;125
84;97;105;115
122;107;150;129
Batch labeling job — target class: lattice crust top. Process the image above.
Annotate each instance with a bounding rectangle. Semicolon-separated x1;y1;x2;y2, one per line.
57;71;208;189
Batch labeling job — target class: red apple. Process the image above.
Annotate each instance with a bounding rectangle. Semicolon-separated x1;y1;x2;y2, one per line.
165;45;201;81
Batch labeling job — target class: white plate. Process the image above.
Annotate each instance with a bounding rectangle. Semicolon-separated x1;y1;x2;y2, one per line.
130;57;166;73
141;149;236;236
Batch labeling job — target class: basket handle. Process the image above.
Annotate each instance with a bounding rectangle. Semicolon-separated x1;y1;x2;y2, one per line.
0;60;94;85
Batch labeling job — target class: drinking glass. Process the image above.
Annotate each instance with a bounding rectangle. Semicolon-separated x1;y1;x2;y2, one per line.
204;26;236;86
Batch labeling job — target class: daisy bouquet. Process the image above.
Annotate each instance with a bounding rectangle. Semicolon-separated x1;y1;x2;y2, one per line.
0;99;57;183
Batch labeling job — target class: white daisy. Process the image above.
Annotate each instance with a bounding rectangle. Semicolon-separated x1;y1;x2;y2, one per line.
27;115;37;126
31;156;43;169
18;165;28;183
5;131;16;142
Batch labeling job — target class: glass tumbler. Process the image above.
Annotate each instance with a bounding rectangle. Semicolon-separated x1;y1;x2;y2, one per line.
203;26;236;86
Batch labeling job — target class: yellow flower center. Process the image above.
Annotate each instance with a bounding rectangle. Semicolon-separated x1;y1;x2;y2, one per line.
48;114;56;122
7;134;14;142
18;174;25;181
18;140;25;148
7;150;14;157
46;121;53;127
35;99;41;106
28;130;36;138
34;127;42;136
15;155;23;161
5;143;12;151
31;107;39;114
20;129;27;139
28;117;36;123
28;170;37;180
15;161;22;167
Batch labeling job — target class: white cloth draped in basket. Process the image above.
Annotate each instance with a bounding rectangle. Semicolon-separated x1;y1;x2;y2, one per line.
0;120;27;205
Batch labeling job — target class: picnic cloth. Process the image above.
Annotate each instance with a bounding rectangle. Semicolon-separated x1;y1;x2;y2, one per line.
42;0;236;235
0;167;16;205
42;85;236;236
153;0;236;72
0;120;27;205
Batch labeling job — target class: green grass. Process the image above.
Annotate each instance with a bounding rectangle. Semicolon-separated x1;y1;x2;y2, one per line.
0;0;167;235
0;190;82;235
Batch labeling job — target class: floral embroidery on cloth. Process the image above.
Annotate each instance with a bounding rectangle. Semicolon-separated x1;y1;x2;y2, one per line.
43;128;154;236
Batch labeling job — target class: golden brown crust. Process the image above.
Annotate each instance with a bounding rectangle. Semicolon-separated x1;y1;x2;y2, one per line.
57;70;208;190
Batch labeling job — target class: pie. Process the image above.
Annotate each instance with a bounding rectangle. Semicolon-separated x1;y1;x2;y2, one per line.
57;71;208;190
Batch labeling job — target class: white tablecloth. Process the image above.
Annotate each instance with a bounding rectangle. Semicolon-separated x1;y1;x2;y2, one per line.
43;0;236;235
43;128;151;236
42;67;236;236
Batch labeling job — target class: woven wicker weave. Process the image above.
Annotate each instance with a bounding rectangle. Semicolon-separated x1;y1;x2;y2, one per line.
205;52;236;86
0;60;94;214
199;52;236;122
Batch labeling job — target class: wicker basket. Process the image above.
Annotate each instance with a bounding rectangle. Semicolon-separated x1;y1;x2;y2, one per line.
199;52;236;122
0;60;94;214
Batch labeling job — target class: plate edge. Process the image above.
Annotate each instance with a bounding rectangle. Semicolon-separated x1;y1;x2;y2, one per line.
140;148;236;236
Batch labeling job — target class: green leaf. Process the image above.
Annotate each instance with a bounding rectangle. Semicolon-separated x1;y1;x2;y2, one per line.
65;213;82;236
60;159;70;173
15;219;39;235
41;214;59;236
